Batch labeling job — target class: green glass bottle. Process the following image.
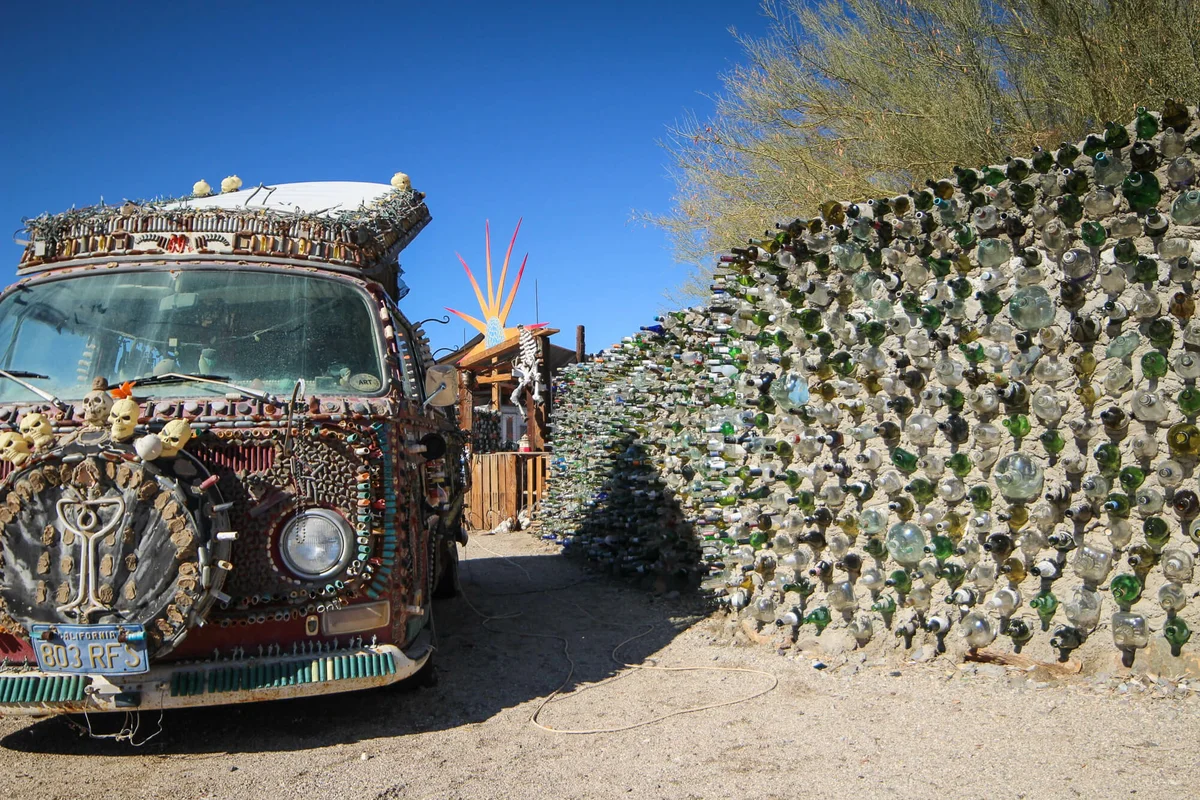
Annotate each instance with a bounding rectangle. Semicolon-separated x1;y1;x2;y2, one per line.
871;594;897;615
796;308;823;333
1110;573;1143;607
1134;257;1159;284
1039;429;1066;455
1080;220;1107;247
1113;238;1138;264
784;577;815;598
959;343;988;364
1179;387;1200;416
1094;442;1122;476
926;534;954;562
885;569;913;594
1135;106;1159;140
1012;182;1036;209
1031;592;1058;628
947;452;973;478
1143;517;1170;550
1123;171;1162;213
1057;192;1084;223
1164;617;1192;649
928;255;953;278
1060;140;1084;165
863;537;887;559
859;321;887;346
906;478;935;505
919;305;944;330
1118;466;1146;493
891;447;919;474
1031;147;1054;173
940;562;966;590
803;606;831;633
795;490;816;512
968;484;992;511
1137;350;1166;379
1104;493;1134;518
976;290;1004;316
1104;120;1130;150
1002;414;1031;440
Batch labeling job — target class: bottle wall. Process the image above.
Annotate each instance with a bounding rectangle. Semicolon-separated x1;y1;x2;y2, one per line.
538;104;1200;672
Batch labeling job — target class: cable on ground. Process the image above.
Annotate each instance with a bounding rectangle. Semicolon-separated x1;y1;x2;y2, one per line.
458;539;778;735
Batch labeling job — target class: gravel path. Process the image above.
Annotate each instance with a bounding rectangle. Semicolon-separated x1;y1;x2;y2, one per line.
1;531;1196;800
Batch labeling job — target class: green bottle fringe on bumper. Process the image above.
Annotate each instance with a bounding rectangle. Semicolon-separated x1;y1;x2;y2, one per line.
169;651;397;697
0;674;91;704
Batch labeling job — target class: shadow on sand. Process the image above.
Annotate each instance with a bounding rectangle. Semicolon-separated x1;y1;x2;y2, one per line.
1;535;706;756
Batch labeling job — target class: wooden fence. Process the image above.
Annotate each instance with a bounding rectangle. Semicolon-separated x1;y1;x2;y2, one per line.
465;451;549;531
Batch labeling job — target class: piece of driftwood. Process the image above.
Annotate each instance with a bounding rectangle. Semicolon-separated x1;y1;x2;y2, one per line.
965;647;1083;675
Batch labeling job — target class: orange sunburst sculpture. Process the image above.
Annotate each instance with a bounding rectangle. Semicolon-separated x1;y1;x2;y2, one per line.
446;219;528;358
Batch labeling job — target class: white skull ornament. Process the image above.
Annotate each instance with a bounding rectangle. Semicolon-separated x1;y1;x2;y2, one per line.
0;431;31;466
134;434;164;462
82;388;114;428
157;419;193;457
18;412;55;451
108;398;140;442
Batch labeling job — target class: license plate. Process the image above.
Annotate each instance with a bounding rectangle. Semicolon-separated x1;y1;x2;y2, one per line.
29;624;149;675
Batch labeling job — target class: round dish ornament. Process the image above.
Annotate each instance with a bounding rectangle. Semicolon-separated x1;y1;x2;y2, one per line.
0;447;233;656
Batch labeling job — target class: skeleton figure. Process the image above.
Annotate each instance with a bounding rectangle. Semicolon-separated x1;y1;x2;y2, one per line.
157;419;193;457
0;431;31;467
108;398;140;442
509;325;544;420
18;413;55;451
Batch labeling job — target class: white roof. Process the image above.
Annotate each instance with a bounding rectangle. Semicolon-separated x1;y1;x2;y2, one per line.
169;181;397;217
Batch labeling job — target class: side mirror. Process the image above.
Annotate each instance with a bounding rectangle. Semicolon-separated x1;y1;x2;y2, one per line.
423;364;457;407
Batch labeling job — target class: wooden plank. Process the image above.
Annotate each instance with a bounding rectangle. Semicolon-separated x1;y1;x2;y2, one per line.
476;372;514;384
502;454;518;521
457;327;561;371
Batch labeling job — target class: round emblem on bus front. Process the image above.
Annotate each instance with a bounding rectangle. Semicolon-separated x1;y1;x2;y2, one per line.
348;373;382;392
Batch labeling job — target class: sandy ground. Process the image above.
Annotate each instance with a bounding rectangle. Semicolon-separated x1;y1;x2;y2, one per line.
1;530;1197;800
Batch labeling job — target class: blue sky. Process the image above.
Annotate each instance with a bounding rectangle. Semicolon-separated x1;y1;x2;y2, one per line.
0;1;770;357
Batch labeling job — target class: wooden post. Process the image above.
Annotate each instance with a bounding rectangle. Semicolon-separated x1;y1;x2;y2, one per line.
576;325;585;363
526;335;551;451
457;370;474;435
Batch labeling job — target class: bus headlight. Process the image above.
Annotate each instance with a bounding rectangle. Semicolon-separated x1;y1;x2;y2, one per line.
278;509;354;580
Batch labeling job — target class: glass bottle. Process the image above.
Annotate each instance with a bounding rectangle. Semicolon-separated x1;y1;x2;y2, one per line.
1072;543;1113;584
885;522;926;566
1111;611;1150;650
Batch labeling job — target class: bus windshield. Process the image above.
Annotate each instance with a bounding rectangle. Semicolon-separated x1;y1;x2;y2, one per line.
0;268;387;401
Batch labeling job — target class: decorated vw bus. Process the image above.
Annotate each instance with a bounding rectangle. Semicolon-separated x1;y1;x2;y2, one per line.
0;176;465;714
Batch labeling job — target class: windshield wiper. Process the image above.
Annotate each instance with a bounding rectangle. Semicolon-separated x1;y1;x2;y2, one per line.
127;372;280;404
0;369;69;411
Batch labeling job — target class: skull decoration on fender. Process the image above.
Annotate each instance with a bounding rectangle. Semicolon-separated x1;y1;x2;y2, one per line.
82;384;114;429
157;419;193;457
108;397;140;442
0;431;31;466
134;433;164;461
17;412;54;451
